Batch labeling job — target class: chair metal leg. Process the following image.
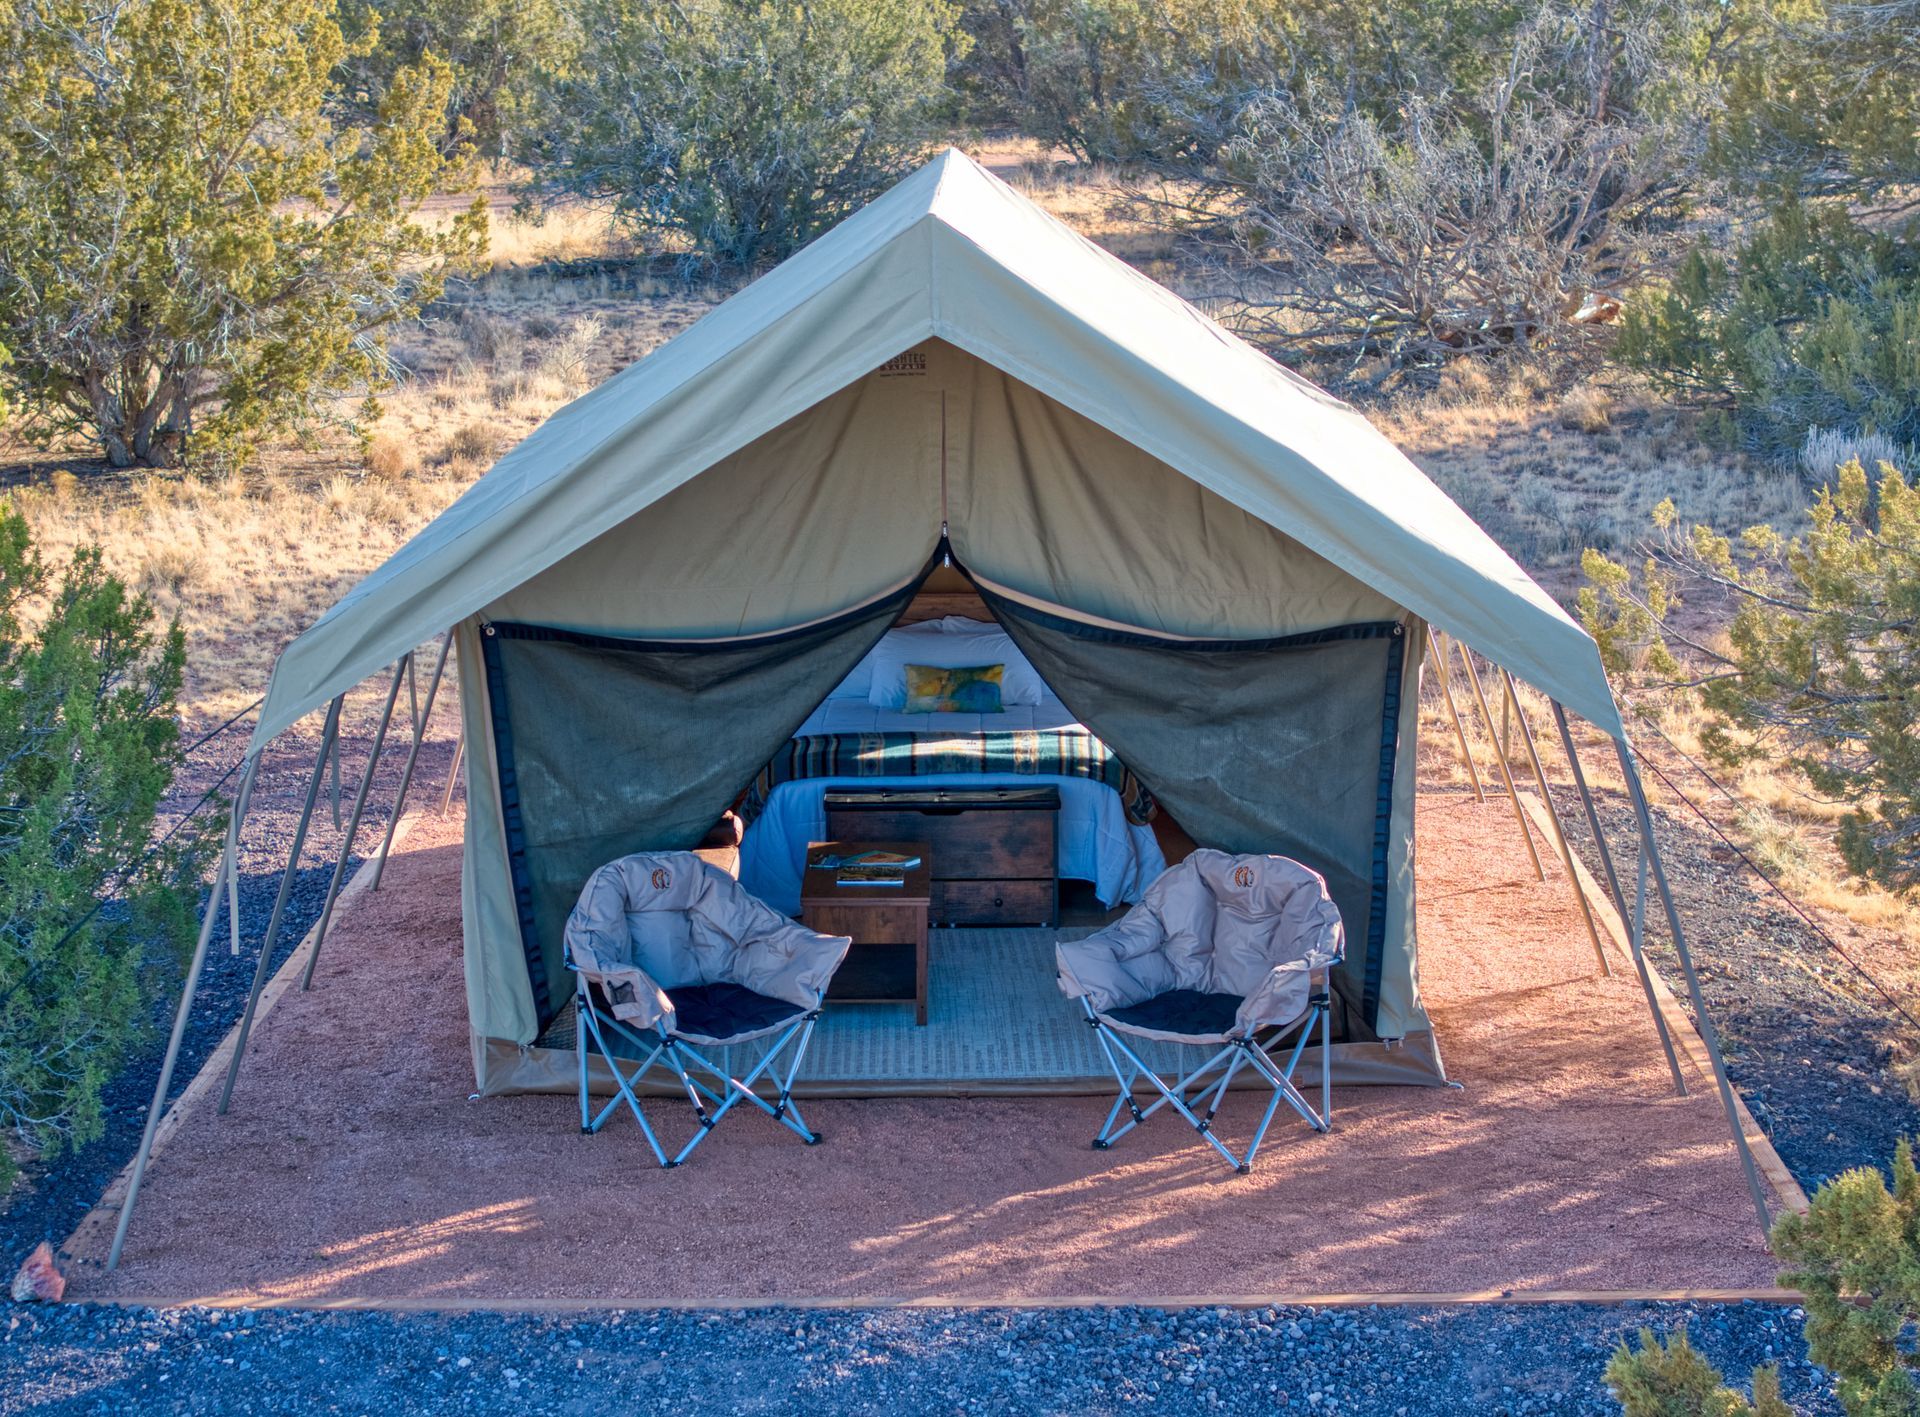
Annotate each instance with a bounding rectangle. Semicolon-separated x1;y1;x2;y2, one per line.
1082;999;1336;1173
1097;1025;1245;1170
1320;999;1333;1124
669;1011;825;1159
576;1005;669;1165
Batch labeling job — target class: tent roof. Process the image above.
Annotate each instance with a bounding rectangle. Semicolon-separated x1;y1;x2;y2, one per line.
253;148;1622;745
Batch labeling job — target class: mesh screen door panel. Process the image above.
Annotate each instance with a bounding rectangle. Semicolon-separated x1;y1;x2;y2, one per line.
984;596;1406;1036
480;590;912;1027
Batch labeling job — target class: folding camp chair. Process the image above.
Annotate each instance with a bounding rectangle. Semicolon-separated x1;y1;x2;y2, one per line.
564;851;851;1167
1057;849;1345;1173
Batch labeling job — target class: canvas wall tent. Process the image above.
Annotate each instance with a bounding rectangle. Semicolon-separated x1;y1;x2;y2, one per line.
109;149;1775;1268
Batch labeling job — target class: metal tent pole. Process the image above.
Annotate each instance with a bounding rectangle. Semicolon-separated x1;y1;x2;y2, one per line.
1426;633;1485;801
1616;737;1774;1235
440;724;467;815
328;723;343;830
1501;670;1609;975
1550;702;1686;1095
300;660;408;990
1453;640;1546;879
218;694;343;1114
108;751;259;1270
225;756;258;957
369;632;452;891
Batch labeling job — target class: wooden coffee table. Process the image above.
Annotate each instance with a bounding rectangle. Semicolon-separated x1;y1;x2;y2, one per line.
800;840;932;1026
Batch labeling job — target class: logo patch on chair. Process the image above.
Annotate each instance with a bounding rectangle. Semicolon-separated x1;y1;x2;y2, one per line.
1232;865;1256;889
650;866;672;891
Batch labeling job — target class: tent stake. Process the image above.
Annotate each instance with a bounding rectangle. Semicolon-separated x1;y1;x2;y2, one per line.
218;695;343;1115
370;631;452;891
1550;703;1686;1095
1425;633;1485;802
301;660;408;991
1454;641;1546;880
1616;738;1773;1236
440;723;466;815
108;751;258;1271
1502;671;1608;975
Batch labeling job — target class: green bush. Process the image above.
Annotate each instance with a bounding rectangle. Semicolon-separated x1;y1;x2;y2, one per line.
0;503;211;1193
951;0;1298;166
1581;460;1920;897
1615;200;1920;462
1773;1139;1920;1414
522;0;963;271
1606;1327;1790;1417
0;0;487;469
1606;1144;1920;1415
333;0;574;158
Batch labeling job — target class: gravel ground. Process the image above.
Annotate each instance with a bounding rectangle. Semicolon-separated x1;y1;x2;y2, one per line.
1552;771;1920;1193
2;1300;1839;1416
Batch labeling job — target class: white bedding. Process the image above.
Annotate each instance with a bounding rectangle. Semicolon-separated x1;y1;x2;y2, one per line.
793;695;1085;737
738;621;1167;916
739;770;1165;917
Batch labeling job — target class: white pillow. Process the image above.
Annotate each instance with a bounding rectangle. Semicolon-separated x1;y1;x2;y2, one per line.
825;657;873;701
865;618;1047;709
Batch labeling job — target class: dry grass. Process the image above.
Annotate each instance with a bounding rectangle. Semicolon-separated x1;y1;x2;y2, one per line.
1370;377;1804;588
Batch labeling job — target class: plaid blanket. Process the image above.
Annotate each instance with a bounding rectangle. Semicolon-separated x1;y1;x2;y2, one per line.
742;729;1158;827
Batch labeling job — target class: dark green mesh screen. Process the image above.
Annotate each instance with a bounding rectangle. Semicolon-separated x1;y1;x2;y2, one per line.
983;593;1406;1036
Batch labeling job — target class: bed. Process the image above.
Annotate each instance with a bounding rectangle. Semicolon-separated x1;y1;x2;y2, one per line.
738;617;1168;917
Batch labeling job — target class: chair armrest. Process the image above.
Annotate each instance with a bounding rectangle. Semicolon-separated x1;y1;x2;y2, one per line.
1057;911;1173;1011
571;954;673;1032
1235;959;1321;1039
730;921;852;1011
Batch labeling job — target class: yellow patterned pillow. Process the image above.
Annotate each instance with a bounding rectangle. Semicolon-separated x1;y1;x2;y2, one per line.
902;663;1005;713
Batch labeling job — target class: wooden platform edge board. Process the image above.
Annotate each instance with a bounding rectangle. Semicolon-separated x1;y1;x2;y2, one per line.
1515;791;1811;1216
73;1287;1805;1314
60;808;426;1270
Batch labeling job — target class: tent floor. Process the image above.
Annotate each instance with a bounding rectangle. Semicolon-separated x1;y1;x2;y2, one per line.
542;924;1304;1097
67;794;1789;1306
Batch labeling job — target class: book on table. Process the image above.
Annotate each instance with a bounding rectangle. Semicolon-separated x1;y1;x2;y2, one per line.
811;849;922;871
834;864;908;887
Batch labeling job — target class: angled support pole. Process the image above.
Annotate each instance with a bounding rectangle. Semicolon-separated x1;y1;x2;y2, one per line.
370;631;453;890
1616;737;1774;1236
1551;702;1687;1096
1502;671;1608;975
1425;632;1485;801
108;750;260;1270
301;659;408;990
328;720;343;830
1453;640;1546;880
219;694;344;1114
440;723;467;815
225;750;259;957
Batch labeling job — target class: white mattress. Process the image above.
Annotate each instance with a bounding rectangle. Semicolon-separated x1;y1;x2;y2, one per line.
742;693;1165;916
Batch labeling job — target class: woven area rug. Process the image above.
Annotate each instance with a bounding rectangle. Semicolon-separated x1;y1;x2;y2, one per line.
545;927;1207;1095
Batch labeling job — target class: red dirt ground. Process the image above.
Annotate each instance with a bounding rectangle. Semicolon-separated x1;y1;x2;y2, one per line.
68;793;1783;1305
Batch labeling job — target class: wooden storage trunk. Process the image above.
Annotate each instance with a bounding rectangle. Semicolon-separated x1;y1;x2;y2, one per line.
823;786;1060;926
